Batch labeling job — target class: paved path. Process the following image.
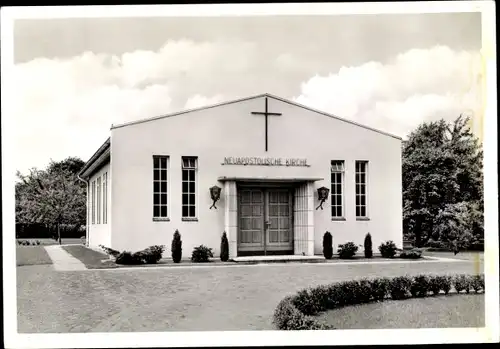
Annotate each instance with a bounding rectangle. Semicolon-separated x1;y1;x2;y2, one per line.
44;245;87;271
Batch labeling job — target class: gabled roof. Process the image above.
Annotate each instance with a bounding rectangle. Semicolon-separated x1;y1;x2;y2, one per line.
111;93;402;140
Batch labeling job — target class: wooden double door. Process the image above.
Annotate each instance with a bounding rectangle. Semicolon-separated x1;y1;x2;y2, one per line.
237;186;294;256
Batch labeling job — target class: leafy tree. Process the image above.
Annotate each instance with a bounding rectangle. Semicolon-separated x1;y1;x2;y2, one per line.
402;115;483;249
16;163;86;244
47;157;85;177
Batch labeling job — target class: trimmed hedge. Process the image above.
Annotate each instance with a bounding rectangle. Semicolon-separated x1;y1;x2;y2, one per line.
171;230;182;263
400;248;423;259
323;232;333;259
220;231;229;262
364;233;373;258
17;239;41;246
273;273;484;330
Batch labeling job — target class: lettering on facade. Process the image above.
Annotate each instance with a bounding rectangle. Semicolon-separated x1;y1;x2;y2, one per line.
222;157;309;167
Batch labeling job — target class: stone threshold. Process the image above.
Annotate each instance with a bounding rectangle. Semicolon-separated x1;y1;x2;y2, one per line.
231;255;325;263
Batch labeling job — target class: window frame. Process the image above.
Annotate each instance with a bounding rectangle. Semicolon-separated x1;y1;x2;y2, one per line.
181;156;198;221
330;160;345;220
355;160;369;220
96;176;101;224
103;172;107;224
153;155;170;221
91;180;96;225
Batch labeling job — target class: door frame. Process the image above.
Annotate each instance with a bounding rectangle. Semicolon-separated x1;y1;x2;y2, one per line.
236;182;296;256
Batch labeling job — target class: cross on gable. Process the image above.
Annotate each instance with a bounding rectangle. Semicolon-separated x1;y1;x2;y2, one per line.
251;97;282;152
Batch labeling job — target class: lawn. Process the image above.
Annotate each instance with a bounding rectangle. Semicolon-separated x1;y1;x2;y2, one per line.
61;245;117;269
315;293;485;329
16;246;53;266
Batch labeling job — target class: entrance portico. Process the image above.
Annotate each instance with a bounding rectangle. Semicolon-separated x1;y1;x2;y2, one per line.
220;177;320;258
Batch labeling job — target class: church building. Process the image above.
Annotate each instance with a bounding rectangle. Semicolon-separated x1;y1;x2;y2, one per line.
78;93;403;258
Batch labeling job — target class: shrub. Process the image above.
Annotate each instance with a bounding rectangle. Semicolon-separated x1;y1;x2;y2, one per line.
273;296;333;330
436;275;452;295
370;277;390;301
273;273;484;330
357;279;373;303
171;230;182;263
426;239;446;249
115;251;143;265
323;232;333;259
220;231;229;262
400;248;423;259
379;240;398;258
293;288;324;315
388;276;412;300
410;275;430;297
337;241;358;259
471;275;484;293
140;245;165;264
99;245;121;258
453;274;472;294
428;275;442;295
191;245;213;263
364;233;373;258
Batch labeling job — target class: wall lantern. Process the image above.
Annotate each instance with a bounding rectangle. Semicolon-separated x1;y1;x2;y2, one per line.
316;186;330;210
209;185;222;209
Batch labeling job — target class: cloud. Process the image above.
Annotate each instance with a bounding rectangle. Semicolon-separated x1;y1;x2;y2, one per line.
184;94;226;110
294;45;482;138
11;42;481;175
11;39;262;174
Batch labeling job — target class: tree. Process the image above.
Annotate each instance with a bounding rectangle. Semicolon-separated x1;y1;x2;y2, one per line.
16;163;86;244
402;115;483;249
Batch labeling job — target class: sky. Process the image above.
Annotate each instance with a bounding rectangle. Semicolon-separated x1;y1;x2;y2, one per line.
11;12;482;174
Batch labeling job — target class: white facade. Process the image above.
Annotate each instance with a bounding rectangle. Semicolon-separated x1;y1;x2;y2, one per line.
80;94;403;258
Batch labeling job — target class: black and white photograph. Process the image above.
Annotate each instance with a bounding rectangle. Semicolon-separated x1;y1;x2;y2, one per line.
2;2;498;348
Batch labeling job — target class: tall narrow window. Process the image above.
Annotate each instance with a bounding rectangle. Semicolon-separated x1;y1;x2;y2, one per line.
96;177;101;224
182;157;197;219
91;180;96;224
331;160;345;218
355;161;368;218
103;172;107;224
153;156;169;219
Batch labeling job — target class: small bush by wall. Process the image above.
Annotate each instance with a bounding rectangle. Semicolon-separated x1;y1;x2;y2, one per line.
220;231;229;262
337;242;358;259
273;273;484;330
379;240;398;258
171;230;182;263
364;233;373;258
115;251;143;265
191;245;214;263
323;232;333;259
101;245;165;265
99;245;122;258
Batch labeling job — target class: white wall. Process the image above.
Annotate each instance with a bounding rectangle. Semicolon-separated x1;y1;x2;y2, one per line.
87;162;111;248
110;96;402;256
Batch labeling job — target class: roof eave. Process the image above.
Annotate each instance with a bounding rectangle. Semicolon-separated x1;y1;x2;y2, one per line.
78;138;111;179
109;92;402;141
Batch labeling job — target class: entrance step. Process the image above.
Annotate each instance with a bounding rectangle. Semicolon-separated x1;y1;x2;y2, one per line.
231;255;325;264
